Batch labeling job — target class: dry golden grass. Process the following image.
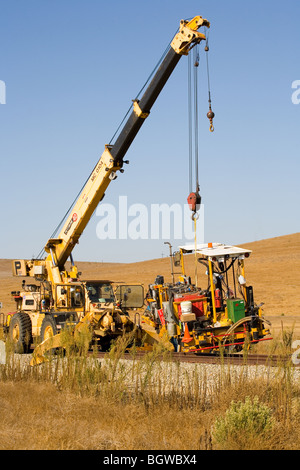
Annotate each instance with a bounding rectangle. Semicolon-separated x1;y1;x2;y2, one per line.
0;233;300;450
0;332;300;450
0;365;299;450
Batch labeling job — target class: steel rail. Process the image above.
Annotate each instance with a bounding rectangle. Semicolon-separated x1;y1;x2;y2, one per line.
90;350;299;368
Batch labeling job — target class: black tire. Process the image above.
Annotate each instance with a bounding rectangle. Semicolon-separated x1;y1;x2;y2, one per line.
40;315;59;357
9;312;32;353
40;315;58;343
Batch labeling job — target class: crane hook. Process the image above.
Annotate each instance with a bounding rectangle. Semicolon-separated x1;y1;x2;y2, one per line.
207;105;215;132
187;191;201;220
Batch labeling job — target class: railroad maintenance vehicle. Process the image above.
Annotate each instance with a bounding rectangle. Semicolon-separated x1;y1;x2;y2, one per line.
144;242;272;353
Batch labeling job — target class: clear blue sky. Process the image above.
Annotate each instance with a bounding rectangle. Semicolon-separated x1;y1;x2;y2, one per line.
0;0;299;263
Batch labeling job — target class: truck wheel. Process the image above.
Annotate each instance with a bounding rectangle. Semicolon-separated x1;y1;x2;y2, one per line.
40;316;58;343
9;312;32;353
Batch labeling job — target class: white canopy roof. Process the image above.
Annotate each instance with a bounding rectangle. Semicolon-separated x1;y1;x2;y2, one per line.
178;243;252;259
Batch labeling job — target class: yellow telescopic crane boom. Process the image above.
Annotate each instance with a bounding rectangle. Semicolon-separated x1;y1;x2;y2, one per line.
46;17;210;276
13;16;210;284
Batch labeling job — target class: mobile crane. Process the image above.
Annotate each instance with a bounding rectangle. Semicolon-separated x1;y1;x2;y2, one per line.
2;16;211;363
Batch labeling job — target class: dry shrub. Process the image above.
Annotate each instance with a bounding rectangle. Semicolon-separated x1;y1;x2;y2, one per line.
212;396;275;450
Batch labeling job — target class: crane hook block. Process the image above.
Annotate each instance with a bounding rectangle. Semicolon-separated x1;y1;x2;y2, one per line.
207;108;215;132
187;192;201;213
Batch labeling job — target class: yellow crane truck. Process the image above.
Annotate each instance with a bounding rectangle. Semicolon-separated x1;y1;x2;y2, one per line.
1;16;211;363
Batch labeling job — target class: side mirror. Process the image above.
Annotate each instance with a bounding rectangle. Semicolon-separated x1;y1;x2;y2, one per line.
173;251;181;267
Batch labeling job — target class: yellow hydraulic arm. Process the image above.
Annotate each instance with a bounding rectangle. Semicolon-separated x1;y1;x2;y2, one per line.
11;16;209;285
45;16;210;274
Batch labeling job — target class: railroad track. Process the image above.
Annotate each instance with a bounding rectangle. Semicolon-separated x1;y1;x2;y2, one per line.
92;350;299;368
